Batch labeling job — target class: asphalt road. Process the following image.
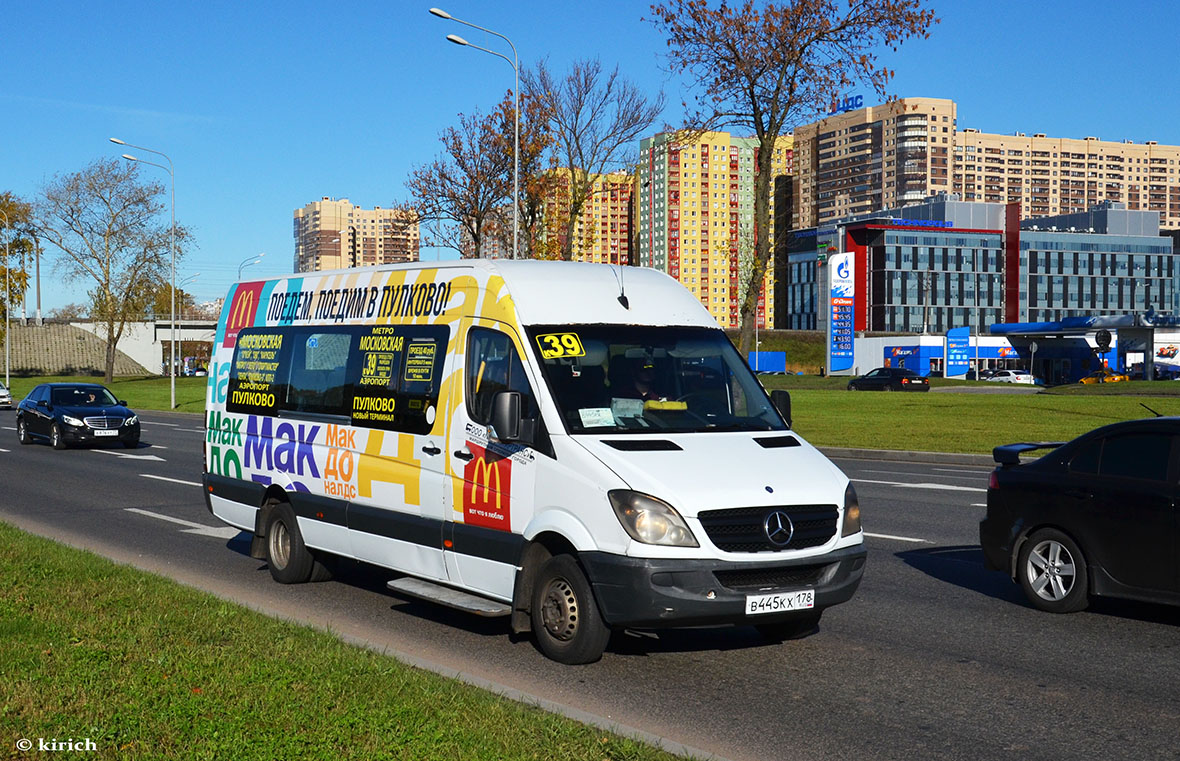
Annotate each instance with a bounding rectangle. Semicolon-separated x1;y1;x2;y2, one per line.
2;411;1178;761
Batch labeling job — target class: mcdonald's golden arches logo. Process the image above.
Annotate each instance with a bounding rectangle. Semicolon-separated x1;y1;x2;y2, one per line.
223;282;264;348
463;442;512;530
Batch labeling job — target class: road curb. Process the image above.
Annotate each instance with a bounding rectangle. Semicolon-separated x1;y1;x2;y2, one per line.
818;446;993;467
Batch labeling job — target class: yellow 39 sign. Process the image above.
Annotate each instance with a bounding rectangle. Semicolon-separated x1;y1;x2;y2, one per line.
535;332;585;359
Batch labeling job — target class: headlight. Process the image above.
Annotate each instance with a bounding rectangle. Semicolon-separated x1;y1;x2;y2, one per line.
124;415;138;426
841;482;862;537
62;415;84;427
608;490;698;547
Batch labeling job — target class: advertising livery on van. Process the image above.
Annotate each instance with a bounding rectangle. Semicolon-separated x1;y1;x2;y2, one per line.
203;260;865;663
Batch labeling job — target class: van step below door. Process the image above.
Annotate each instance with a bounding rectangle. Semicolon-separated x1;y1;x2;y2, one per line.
386;577;511;617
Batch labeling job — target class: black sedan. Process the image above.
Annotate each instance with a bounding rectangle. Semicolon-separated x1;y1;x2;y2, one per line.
846;367;930;392
16;382;140;450
981;417;1180;613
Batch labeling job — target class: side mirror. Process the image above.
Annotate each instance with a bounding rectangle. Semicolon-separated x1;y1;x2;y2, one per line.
37;399;48;408
491;391;523;443
770;389;792;429
119;400;128;407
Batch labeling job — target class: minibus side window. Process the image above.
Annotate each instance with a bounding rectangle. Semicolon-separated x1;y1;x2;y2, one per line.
466;328;538;425
282;330;353;416
227;328;288;416
350;325;448;435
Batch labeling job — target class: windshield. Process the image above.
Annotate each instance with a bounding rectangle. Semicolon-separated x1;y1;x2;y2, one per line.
526;325;787;434
52;386;119;407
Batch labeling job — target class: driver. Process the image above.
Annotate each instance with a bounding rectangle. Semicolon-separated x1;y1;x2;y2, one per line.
632;359;666;402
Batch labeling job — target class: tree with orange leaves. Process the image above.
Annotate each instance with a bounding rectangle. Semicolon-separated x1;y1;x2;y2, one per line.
649;0;938;352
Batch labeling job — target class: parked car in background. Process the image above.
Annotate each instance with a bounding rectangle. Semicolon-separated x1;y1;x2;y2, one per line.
981;417;1180;613
987;369;1035;384
16;383;140;450
1080;368;1129;384
966;368;997;381
0;381;11;409
846;367;930;392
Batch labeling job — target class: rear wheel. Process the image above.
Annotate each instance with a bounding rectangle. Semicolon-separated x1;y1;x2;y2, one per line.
531;555;610;664
265;501;331;584
882;385;893;392
17;417;31;445
755;611;822;642
51;424;67;450
1017;528;1088;613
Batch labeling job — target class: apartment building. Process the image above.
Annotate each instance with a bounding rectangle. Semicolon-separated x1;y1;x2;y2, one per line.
955;130;1180;226
793;97;957;229
541;170;633;264
792;97;1180;230
293;197;419;273
637;130;793;329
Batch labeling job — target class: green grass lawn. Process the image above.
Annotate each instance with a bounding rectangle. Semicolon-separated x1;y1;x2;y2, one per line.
3;375;208;414
0;522;685;761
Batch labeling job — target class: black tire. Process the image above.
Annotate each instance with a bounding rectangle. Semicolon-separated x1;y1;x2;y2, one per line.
882;385;893;392
1017;528;1089;613
847;384;857;391
531;555;611;664
17;417;31;445
51;423;67;450
264;501;331;584
755;610;823;642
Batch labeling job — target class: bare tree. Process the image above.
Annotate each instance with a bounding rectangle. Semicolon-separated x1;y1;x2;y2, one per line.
406;104;512;258
525;59;663;261
650;0;938;351
37;158;189;382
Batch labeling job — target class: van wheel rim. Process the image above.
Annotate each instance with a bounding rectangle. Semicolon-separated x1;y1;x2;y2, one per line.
269;521;291;570
539;578;579;641
1026;539;1076;601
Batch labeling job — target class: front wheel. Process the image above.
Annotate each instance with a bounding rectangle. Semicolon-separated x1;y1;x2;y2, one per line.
51;424;67;450
756;610;822;642
17;418;31;445
1017;528;1089;613
265;501;331;584
531;555;611;664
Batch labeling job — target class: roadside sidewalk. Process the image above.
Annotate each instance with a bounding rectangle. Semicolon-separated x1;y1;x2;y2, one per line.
818;446;993;467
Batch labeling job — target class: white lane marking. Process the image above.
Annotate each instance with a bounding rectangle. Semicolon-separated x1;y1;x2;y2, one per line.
2;426;15;431
141;421;180;426
150;445;168;449
853;477;986;493
179;428;206;433
92;449;166;462
858;468;985;481
971;503;987;507
125;507;240;539
140;473;201;487
864;532;930;544
933;467;991;474
0;447;9;453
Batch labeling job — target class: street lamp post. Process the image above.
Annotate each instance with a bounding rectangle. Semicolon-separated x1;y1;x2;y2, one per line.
239;253;265;280
1;209;10;390
111;138;177;408
430;7;519;260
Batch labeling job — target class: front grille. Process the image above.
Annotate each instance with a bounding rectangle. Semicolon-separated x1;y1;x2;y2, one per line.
84;416;121;429
698;505;838;553
713;564;827;591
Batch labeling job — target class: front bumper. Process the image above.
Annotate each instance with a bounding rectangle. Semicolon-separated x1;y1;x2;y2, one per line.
61;422;140;445
581;543;866;629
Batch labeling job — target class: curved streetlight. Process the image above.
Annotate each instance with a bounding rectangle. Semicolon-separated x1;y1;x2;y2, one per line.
430;8;519;260
239;252;266;280
112;137;178;406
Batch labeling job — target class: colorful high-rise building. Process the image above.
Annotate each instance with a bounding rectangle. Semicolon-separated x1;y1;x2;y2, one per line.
294;197;419;273
636;130;793;328
541;170;633;264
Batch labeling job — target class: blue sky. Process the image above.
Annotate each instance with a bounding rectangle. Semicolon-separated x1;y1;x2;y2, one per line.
2;0;1177;313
